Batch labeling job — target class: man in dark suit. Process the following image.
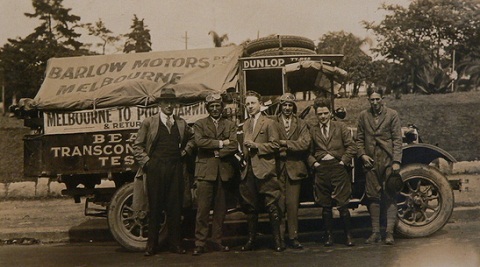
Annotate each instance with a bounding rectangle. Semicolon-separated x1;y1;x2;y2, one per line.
240;90;284;252
308;97;356;247
273;93;311;249
192;93;238;256
357;87;402;245
133;88;194;256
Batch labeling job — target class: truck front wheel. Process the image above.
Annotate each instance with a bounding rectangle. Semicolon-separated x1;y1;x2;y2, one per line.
108;182;167;251
395;164;454;237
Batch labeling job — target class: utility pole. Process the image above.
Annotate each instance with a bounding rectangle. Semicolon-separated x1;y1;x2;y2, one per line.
1;68;5;116
182;31;189;50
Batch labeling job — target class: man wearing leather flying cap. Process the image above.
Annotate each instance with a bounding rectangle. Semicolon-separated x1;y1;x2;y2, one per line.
192;93;238;256
273;93;311;249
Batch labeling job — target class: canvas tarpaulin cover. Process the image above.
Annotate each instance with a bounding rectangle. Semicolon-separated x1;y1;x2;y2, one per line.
31;45;244;110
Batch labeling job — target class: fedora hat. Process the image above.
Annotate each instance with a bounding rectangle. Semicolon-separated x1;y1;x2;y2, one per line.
157;88;177;101
386;172;403;195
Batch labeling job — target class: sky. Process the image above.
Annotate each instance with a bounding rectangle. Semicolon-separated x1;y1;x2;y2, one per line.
0;0;411;53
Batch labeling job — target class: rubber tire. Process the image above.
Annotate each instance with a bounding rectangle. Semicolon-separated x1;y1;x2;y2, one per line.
395;164;454;238
108;182;167;251
246;35;315;55
250;47;316;57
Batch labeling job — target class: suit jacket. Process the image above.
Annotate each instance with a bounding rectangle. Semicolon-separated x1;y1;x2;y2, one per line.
241;114;280;180
131;113;194;211
357;106;402;163
193;116;238;181
274;115;311;180
307;120;356;167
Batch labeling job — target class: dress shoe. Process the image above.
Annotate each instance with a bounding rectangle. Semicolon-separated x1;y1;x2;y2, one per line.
144;250;156;257
345;233;355;247
210;243;230;252
365;232;381;244
169;245;187;254
241;239;255;251
144;243;156;256
385;232;395;245
289;239;303;249
324;232;334;247
192;246;205;256
274;243;286;252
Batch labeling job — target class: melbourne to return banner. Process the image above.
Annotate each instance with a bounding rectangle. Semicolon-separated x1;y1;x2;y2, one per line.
43;103;209;135
33;46;243;110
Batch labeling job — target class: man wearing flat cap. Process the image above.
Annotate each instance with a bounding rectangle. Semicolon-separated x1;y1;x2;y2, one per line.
192;93;238;256
273;93;311;249
133;87;194;256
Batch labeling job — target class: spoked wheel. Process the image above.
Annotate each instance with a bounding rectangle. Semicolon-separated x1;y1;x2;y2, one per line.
395;164;454;237
108;182;167;251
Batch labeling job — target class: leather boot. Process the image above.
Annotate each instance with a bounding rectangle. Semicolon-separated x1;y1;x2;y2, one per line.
340;208;355;246
269;204;285;252
241;214;258;251
365;201;381;244
322;208;334;247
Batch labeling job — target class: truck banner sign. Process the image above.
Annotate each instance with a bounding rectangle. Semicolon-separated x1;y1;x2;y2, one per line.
33;46;243;110
43;103;208;135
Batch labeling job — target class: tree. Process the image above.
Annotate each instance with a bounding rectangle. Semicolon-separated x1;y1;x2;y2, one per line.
208;31;229;47
0;0;89;106
317;31;374;97
363;0;480;93
124;15;152;53
84;19;121;55
25;0;83;50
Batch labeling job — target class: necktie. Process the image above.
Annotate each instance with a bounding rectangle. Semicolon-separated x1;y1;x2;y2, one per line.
322;124;328;138
213;119;219;130
166;116;173;133
285;119;290;135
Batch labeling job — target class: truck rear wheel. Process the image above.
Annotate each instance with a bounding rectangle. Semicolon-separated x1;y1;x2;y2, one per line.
395;164;454;237
108;182;167;251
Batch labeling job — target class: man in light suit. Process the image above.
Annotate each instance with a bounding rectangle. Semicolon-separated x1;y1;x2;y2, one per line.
192;93;238;256
357;87;402;245
273;93;311;249
132;88;194;256
240;90;283;252
308;97;356;247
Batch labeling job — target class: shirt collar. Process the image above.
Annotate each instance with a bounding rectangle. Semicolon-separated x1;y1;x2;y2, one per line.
210;116;220;124
320;120;330;129
281;114;292;123
160;112;174;123
251;112;261;120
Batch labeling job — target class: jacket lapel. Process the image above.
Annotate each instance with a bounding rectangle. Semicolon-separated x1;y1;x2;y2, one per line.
175;115;185;142
252;115;264;140
288;117;298;139
216;118;225;138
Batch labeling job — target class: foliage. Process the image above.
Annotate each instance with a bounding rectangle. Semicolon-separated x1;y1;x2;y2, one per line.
208;31;229;47
316;31;374;97
123;15;152;53
83;19;121;55
364;0;480;93
0;0;90;106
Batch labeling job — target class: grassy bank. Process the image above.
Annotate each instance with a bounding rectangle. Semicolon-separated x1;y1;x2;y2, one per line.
0;91;479;183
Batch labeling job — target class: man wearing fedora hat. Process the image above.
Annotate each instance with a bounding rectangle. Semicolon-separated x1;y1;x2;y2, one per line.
192;93;238;256
133;87;194;256
273;93;311;249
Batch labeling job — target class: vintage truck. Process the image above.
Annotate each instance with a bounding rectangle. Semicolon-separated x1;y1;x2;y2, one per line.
15;36;459;251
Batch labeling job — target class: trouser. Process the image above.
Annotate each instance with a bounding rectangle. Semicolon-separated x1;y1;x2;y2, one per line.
278;165;301;240
194;177;227;247
239;164;281;214
146;158;183;248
